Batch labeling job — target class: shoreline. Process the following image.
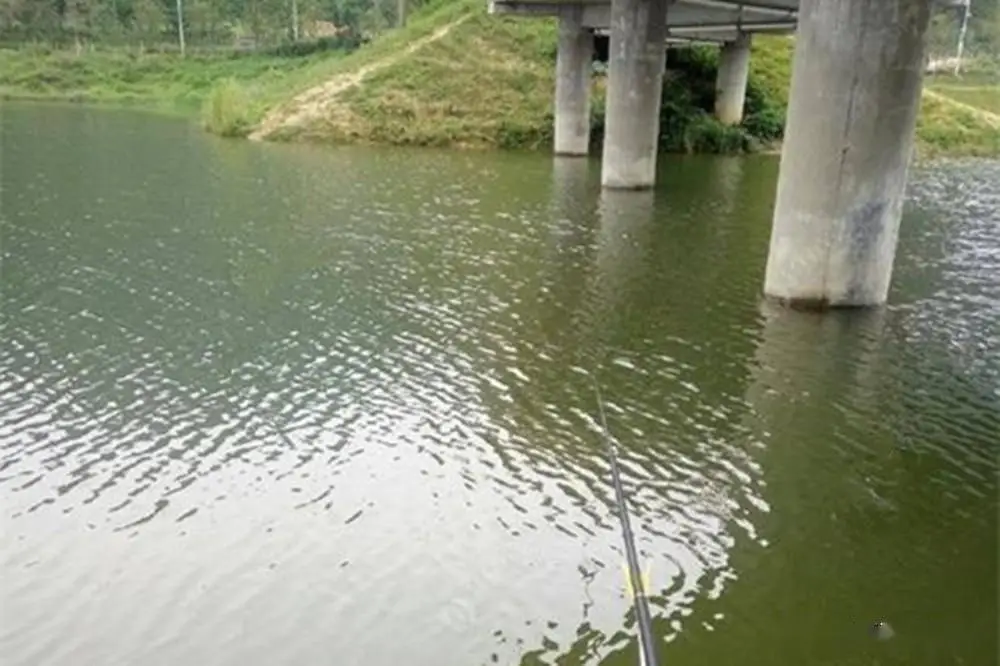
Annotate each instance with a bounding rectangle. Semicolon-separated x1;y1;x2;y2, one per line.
3;93;997;163
2;36;997;160
6;95;999;165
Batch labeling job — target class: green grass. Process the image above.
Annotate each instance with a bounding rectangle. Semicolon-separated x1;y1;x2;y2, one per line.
0;42;365;136
288;3;558;148
200;77;257;136
263;1;788;152
218;0;499;139
748;35;795;107
0;0;499;136
916;90;1000;158
1;5;996;157
918;71;1000;157
740;36;999;158
255;10;798;152
934;86;1000;114
926;71;1000;115
0;45;337;112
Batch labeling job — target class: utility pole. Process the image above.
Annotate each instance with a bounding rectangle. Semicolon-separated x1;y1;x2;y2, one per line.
175;0;186;56
954;0;970;76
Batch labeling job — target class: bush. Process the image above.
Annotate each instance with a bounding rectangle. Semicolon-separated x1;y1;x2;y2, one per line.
658;48;761;154
742;104;784;142
201;78;255;137
265;34;365;58
742;76;785;141
663;45;718;109
589;44;786;155
657;80;697;151
496;115;553;149
682;113;755;153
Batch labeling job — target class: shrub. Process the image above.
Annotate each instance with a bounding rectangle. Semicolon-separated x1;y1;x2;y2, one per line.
265;34;365;58
682;113;754;153
742;77;785;141
201;78;256;137
588;44;786;154
496;116;553;149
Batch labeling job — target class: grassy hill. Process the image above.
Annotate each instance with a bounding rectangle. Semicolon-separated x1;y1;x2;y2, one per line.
242;0;791;151
240;0;561;147
1;0;997;157
232;0;998;157
0;45;336;111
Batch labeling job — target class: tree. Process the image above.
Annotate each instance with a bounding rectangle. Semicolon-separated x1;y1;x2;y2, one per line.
131;0;165;45
0;0;412;47
64;0;96;49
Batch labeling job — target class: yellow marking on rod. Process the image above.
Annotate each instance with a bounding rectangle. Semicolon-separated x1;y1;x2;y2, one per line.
622;561;652;598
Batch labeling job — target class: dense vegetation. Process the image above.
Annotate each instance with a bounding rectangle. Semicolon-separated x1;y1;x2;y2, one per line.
2;0;997;57
0;0;412;49
0;0;997;157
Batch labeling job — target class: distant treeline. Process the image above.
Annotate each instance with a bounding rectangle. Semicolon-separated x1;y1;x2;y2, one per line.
0;0;425;50
0;0;997;61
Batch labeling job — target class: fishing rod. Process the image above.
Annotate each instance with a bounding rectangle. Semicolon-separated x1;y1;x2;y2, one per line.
592;378;660;666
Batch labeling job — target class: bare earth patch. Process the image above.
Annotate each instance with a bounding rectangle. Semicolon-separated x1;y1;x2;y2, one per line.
248;16;472;141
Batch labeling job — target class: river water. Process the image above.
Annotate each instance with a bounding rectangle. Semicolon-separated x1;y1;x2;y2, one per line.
1;103;997;666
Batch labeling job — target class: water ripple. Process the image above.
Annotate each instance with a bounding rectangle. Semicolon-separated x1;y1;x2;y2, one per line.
1;107;996;666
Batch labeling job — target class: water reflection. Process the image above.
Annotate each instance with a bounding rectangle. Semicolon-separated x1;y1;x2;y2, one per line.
1;105;996;666
539;157;601;345
503;180;770;665
706;156;746;219
589;189;656;348
666;299;999;666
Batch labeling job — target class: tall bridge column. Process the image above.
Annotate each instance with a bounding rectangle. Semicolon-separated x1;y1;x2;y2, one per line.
714;33;751;125
554;6;594;156
600;0;669;189
764;0;932;308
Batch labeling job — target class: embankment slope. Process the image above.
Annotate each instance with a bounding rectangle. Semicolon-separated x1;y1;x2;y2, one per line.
245;0;999;156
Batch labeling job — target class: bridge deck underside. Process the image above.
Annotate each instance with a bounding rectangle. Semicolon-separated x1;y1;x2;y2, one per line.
489;0;800;42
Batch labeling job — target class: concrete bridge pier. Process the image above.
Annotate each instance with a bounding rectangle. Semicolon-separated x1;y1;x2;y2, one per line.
600;0;670;189
714;33;751;125
554;6;594;156
764;0;932;308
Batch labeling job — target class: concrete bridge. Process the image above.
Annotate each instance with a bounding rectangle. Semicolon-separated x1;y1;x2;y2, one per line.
489;0;969;308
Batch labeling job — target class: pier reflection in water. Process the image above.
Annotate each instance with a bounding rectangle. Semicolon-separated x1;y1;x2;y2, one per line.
0;104;996;666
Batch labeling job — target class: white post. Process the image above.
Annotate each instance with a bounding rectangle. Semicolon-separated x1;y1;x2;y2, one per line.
954;2;970;76
175;0;186;56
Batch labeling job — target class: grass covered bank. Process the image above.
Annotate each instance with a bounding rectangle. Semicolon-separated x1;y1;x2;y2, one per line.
245;0;561;147
1;0;997;158
245;0;790;152
241;0;998;157
921;71;1000;157
0;47;327;109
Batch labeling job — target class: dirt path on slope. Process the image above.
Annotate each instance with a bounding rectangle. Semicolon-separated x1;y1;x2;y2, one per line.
923;88;1000;129
249;16;471;141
